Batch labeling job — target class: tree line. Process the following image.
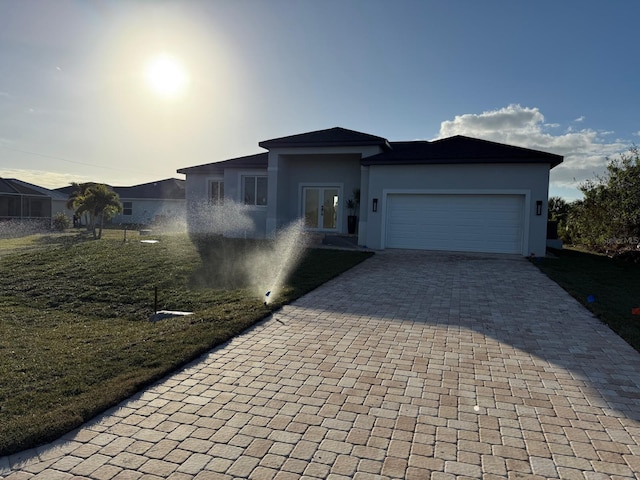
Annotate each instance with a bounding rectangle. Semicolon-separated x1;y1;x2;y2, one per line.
549;146;640;250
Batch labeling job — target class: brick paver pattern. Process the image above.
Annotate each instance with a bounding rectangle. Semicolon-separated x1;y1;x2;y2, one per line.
1;251;639;479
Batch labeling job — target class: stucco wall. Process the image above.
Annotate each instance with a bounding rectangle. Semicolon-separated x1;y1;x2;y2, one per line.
265;145;383;237
111;199;186;226
363;163;550;255
184;170;267;238
275;153;361;232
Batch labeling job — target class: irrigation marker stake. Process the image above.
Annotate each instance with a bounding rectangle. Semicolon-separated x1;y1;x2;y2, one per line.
154;286;158;314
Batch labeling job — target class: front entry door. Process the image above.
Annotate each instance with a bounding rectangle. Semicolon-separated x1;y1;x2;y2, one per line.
303;187;339;231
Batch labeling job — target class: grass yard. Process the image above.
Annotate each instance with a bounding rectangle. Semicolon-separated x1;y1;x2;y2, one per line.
534;247;640;354
0;230;373;456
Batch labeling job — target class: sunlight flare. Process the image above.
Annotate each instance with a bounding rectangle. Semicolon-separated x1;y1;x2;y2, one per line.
144;53;189;98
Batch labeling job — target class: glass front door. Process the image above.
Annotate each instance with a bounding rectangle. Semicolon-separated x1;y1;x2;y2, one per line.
303;187;339;231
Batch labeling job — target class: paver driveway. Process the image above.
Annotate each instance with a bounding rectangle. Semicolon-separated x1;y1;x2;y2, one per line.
1;251;639;479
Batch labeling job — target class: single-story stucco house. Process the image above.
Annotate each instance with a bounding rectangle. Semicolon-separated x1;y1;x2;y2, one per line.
177;127;562;256
56;178;186;227
110;178;186;226
0;178;71;228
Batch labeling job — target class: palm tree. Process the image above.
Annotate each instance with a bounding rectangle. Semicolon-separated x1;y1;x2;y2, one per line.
66;182;97;228
84;184;123;239
66;183;122;239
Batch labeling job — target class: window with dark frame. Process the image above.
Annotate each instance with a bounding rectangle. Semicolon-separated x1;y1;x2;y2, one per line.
243;175;267;206
123;201;132;216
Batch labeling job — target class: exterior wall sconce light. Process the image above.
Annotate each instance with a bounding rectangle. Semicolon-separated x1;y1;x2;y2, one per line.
372;198;378;212
536;200;542;216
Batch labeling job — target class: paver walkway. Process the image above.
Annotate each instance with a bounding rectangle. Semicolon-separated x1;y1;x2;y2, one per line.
1;251;639;479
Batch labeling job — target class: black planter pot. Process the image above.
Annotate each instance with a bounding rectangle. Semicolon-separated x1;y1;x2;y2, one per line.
347;215;357;234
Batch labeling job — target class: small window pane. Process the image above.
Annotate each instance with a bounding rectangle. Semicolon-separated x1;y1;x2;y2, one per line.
256;177;268;206
210;182;219;204
244;177;256;205
210;181;223;205
123;202;132;216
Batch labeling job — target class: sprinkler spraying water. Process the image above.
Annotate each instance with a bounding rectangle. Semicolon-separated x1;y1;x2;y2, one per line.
256;218;307;305
186;202;307;304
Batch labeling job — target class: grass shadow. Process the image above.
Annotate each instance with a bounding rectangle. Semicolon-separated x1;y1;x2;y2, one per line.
536;247;640;353
188;234;273;289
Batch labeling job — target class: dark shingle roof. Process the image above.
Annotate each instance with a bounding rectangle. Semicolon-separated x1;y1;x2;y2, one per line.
0;178;50;196
112;178;185;200
258;127;391;150
361;135;563;168
177;152;268;175
175;132;563;176
56;179;186;200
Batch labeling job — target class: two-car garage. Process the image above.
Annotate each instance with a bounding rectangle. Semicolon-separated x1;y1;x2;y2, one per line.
360;135;563;256
384;193;525;254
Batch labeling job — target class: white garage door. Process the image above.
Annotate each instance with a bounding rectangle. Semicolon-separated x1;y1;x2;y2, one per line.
386;194;524;254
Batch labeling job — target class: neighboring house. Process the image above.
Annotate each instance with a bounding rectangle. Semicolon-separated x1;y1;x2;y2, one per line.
177;127;563;256
56;178;186;227
110;178;186;226
0;178;71;227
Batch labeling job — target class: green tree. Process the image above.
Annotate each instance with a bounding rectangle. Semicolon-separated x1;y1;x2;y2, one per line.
66;182;97;228
572;146;640;248
85;184;123;239
548;196;569;223
548;196;571;243
66;183;122;239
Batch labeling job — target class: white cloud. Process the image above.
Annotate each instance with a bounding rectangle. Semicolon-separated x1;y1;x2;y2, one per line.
574;115;585;122
634;130;640;137
0;168;89;189
439;105;545;138
436;104;629;198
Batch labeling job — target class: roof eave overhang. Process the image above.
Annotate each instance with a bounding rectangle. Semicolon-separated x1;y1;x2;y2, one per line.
361;156;564;168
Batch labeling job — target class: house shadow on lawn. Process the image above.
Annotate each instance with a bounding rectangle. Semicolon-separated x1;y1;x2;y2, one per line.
188;234;264;289
287;250;640;423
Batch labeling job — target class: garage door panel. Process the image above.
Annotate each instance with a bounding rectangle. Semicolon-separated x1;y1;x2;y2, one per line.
386;194;524;254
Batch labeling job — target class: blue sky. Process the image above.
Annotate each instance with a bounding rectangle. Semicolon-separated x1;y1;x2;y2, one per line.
0;0;637;200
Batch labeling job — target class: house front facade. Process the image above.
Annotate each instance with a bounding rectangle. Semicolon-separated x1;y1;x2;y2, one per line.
177;128;563;256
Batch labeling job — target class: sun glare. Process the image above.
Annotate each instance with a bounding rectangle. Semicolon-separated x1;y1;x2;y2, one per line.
145;53;189;98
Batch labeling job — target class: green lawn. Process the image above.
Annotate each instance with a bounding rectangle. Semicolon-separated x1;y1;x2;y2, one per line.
534;247;640;353
0;230;372;456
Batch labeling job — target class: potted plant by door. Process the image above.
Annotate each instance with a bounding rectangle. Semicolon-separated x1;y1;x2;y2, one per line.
346;189;360;235
346;198;357;234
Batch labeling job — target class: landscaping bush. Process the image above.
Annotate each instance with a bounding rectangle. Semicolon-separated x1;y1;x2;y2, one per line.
52;212;72;231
